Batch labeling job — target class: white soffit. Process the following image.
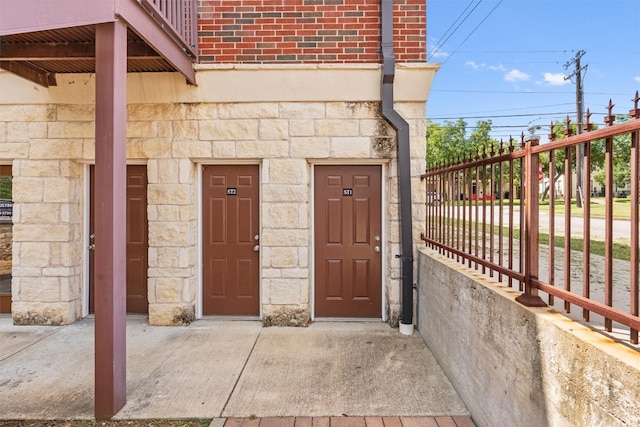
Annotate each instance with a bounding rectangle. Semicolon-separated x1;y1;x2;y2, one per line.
0;63;440;105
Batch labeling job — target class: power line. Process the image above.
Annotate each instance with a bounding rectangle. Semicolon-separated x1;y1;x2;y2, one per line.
428;112;610;121
444;50;568;54
427;0;484;61
450;49;636;56
441;0;504;66
428;111;575;120
428;124;541;129
431;89;573;94
431;102;574;116
430;89;628;95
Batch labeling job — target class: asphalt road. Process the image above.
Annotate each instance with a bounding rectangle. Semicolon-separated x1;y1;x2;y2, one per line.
444;205;633;243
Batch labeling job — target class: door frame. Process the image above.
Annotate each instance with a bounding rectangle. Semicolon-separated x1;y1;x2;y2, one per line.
83;164;91;317
197;161;262;319
0;164;12;314
83;162;148;317
310;161;388;321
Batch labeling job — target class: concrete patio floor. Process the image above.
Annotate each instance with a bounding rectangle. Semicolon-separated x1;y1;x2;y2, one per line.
0;316;470;422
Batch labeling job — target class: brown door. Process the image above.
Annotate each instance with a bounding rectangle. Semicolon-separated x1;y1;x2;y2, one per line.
89;165;148;314
0;165;11;313
202;165;260;315
315;165;382;317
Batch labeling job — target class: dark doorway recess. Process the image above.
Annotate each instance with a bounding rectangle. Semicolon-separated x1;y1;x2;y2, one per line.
90;165;148;314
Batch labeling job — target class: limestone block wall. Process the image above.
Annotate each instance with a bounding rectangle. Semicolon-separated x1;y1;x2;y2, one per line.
0;100;85;324
12;159;83;324
417;248;640;427
0;224;12;270
0;64;437;325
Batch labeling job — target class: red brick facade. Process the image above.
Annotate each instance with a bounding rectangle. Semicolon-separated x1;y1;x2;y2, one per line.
197;0;426;63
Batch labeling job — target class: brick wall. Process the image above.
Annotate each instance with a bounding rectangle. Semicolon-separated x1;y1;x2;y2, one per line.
197;0;425;63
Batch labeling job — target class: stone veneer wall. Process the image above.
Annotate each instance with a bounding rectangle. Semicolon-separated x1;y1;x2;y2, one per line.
0;223;12;269
0;64;437;325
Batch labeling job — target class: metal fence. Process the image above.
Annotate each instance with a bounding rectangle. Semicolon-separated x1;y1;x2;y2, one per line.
421;92;640;346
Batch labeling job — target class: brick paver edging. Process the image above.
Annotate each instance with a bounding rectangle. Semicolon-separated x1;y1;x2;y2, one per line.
214;416;476;427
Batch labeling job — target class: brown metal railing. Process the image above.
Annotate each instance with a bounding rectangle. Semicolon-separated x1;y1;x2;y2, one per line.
422;92;640;346
138;0;198;59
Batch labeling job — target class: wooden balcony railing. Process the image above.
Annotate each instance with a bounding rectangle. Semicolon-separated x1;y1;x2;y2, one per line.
138;0;198;59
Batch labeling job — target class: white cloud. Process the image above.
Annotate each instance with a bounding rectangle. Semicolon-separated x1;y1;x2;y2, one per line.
488;64;506;72
635;76;640;83
428;47;449;59
431;50;449;59
465;60;484;70
504;69;530;82
543;72;570;86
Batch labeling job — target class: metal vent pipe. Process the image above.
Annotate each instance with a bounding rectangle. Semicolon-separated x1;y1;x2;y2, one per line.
380;0;414;335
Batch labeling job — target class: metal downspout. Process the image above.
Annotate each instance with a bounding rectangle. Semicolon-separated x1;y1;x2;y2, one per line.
380;0;414;335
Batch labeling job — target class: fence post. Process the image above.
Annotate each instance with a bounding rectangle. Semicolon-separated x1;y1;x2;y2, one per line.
516;136;548;307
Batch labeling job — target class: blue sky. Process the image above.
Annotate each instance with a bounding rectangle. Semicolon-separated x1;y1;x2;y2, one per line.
426;0;640;142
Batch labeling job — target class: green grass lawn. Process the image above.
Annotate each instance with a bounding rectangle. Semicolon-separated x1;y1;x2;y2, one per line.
538;197;633;220
447;197;633;219
493;224;632;261
539;231;632;261
432;215;634;261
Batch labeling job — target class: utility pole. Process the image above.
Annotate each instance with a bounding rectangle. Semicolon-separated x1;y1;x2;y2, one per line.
564;50;587;207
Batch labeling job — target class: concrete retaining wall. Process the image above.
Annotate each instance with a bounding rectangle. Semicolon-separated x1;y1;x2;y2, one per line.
417;248;640;427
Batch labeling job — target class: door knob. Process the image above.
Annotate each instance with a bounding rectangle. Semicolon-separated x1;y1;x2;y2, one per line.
374;246;380;253
254;245;260;252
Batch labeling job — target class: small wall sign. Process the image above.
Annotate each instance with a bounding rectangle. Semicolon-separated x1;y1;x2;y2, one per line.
343;188;353;196
227;188;237;196
0;199;12;221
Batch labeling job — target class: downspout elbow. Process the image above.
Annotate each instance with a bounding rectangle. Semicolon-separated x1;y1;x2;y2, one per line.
380;0;414;335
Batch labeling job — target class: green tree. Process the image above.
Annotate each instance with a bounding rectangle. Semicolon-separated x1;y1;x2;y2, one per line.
425;119;517;198
0;176;11;200
467;120;495;153
425;119;500;167
425;119;468;166
539;119;605;200
592;115;632;192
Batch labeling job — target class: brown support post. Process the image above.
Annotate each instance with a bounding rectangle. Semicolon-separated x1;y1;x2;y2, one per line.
582;140;591;322
516;137;547;307
94;21;128;420
604;102;616;332
630;92;640;344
